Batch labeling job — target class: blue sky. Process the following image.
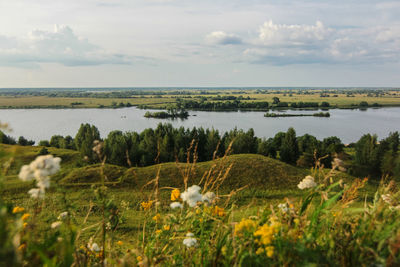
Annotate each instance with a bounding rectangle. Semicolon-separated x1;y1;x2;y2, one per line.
0;0;399;87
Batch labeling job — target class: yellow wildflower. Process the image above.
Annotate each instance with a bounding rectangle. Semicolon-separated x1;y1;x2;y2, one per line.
21;213;30;221
266;246;274;258
23;222;28;229
256;247;265;255
163;225;170;231
213;206;226;217
153;213;161;223
294;218;300;225
141;201;153;210
117;241;123;246
13;206;25;214
171;189;181;201
137;256;143;262
18;244;26;251
196;208;202;215
254;222;280;246
234;219;257;237
155;229;162;234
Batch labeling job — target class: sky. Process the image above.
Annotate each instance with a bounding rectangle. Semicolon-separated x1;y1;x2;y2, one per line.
0;0;399;87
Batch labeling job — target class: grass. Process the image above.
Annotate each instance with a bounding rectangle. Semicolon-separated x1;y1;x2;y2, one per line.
1;143;395;266
1;89;400;109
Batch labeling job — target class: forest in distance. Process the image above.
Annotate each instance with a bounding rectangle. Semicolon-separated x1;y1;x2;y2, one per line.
1;122;399;180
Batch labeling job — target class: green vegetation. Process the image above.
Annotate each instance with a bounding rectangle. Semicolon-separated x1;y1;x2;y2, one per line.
1;135;399;266
1;88;400;110
144;107;189;119
264;112;330;117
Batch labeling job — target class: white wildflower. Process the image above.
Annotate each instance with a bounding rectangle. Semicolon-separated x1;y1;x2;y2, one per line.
202;192;216;204
170;202;183;209
18;165;35;181
90;243;101;252
278;203;289;213
51;221;62;229
28;188;43;199
181;185;203;207
18;155;61;199
298;175;317;190
183;232;197;248
58;212;68;220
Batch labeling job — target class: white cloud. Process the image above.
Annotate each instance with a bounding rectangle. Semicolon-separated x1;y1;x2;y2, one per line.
205;31;242;45
258;20;330;47
239;20;400;65
0;25;133;68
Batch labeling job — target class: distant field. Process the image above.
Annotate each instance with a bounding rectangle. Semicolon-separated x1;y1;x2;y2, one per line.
1;89;400;109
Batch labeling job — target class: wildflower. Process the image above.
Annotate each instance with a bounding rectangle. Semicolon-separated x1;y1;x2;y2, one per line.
266;246;274;258
23;222;28;229
181;185;203;207
90;243;101;252
153;213;161;223
297;175;317;190
28;188;42;199
294;218;300;225
170;202;183;209
51;221;62;229
12;206;25;214
256;247;265;255
141;201;153;210
137;256;143;262
213;206;226;217
183;232;197;248
234;219;257;236
278;203;289;213
18;155;61;198
155;229;162;234
58;211;68;220
254;222;280;246
163;225;171;231
18;244;27;251
117;241;123;246
202;192;216;204
171;189;181;201
21;213;30;221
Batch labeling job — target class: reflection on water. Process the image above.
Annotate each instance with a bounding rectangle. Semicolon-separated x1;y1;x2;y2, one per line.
0;107;399;144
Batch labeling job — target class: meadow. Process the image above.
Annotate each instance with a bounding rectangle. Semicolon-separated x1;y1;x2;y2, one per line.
1;88;400;109
1;137;399;266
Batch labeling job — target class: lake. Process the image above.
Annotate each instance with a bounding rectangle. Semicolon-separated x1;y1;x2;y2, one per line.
1;107;400;144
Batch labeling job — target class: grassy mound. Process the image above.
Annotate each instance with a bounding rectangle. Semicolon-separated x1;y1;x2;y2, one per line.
60;154;309;190
59;164;126;185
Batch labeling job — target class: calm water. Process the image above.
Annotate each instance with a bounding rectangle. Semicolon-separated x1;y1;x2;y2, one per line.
1;107;399;144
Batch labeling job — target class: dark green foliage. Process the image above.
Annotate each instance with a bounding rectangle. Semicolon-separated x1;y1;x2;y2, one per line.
280;128;300;164
0;130;16;145
74;123;101;161
17;136;34;146
38;140;50;147
37;147;49;155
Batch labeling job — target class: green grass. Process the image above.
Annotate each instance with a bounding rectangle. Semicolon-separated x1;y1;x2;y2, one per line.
1;90;400;109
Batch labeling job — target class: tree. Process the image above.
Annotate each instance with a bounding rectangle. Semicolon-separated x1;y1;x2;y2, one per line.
280;128;299;164
74;124;101;161
104;131;128;166
272;97;280;105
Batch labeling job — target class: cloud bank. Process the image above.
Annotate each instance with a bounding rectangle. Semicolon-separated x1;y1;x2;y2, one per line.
0;25;132;68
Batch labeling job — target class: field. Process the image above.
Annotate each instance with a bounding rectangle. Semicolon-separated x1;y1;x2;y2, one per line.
2;143;399;266
1;89;400;109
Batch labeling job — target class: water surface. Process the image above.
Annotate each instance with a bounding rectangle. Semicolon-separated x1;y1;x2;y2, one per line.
1;107;399;144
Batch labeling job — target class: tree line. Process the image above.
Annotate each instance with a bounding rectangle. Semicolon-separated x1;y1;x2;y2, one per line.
2;123;399;179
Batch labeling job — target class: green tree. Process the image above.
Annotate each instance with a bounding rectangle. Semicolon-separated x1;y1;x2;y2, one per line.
74;123;101;161
104;131;128;166
280;128;299;164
